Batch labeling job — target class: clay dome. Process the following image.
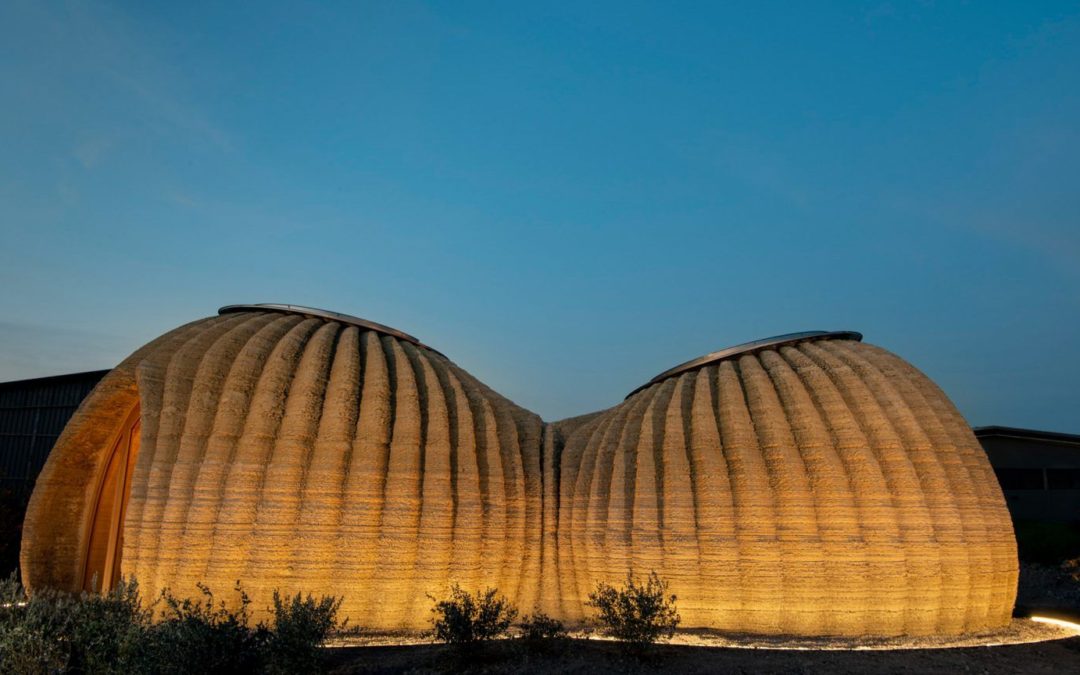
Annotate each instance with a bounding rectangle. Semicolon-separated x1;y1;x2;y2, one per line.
21;306;1016;636
554;331;1017;636
21;305;545;631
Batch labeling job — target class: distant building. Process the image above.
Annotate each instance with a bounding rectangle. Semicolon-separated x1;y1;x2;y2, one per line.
976;426;1080;523
0;370;109;494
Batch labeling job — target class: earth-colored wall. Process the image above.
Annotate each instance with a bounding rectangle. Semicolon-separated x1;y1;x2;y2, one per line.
21;309;1017;636
554;339;1017;636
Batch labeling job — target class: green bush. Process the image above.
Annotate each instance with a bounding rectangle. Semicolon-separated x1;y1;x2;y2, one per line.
516;611;568;655
518;611;567;641
144;582;269;675
1;573;72;675
586;571;680;648
429;585;518;644
263;590;346;675
67;579;152;673
0;575;347;674
0;573;150;675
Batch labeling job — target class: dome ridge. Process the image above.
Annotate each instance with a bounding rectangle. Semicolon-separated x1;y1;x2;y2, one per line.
627;330;862;398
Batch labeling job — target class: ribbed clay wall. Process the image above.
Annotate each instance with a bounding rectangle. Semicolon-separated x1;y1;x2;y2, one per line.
21;309;1017;636
553;339;1017;636
23;311;546;630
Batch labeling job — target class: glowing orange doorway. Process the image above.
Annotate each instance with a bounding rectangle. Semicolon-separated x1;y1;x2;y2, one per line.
81;403;141;592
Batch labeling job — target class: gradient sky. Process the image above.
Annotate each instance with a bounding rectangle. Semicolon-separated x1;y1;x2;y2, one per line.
2;1;1078;431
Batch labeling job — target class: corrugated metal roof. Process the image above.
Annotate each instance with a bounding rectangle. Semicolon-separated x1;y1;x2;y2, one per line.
973;425;1080;446
0;370;108;492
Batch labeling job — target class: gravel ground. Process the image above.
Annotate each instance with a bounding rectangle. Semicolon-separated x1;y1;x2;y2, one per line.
325;620;1080;674
1018;561;1080;615
326;635;1080;674
324;572;1080;675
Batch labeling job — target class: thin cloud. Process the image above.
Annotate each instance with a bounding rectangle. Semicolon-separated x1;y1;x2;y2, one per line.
3;0;232;153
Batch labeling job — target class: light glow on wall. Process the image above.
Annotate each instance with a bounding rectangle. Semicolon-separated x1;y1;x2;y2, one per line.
324;618;1080;651
21;307;1021;638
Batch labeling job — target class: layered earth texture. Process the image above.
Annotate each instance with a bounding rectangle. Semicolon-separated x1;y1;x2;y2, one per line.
21;305;1018;637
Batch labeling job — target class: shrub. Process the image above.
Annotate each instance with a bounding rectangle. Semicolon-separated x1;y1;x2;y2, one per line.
518;611;567;642
143;582;269;674
429;585;518;644
0;574;71;675
516;611;568;655
145;583;349;674
263;590;345;675
67;578;152;673
0;577;349;674
585;571;680;648
0;573;150;675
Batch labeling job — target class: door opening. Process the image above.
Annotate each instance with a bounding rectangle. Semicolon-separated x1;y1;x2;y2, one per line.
82;403;141;592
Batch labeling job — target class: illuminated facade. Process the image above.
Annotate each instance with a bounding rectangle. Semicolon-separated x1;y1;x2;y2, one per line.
21;305;1017;636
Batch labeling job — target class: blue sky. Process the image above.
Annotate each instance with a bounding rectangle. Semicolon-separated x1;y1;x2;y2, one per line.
2;1;1078;430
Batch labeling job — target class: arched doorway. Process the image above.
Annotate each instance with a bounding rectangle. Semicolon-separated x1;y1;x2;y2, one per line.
81;403;141;592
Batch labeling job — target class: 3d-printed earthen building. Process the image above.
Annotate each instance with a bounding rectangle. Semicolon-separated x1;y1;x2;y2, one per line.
21;304;1017;637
